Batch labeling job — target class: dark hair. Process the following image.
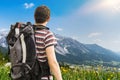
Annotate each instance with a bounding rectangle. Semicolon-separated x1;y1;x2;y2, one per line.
34;5;50;23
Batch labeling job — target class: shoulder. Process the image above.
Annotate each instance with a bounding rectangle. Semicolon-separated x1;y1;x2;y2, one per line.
45;30;54;36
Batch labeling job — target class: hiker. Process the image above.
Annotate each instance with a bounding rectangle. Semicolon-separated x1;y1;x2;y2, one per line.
34;5;63;80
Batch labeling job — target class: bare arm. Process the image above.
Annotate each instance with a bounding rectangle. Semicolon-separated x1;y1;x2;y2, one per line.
46;46;63;80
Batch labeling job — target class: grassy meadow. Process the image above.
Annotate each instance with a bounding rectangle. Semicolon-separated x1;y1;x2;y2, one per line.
60;64;120;80
0;63;120;80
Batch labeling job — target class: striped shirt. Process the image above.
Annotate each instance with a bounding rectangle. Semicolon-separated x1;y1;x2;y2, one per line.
35;27;57;62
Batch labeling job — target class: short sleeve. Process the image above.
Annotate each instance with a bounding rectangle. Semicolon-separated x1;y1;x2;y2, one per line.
44;31;57;48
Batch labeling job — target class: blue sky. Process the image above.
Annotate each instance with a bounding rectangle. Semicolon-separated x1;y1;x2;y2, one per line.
0;0;120;52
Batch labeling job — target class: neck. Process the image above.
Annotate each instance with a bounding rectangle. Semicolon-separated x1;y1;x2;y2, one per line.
35;22;48;26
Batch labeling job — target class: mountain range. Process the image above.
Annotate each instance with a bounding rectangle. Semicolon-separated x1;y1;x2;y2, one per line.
0;30;120;67
55;34;120;67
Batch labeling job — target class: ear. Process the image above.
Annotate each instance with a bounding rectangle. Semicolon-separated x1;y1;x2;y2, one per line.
47;17;50;22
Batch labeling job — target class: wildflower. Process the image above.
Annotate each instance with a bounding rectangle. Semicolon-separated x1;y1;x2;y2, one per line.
5;62;11;67
62;68;68;72
111;74;113;77
107;78;110;80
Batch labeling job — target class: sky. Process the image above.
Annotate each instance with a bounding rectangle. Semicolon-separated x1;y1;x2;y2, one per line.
0;0;120;52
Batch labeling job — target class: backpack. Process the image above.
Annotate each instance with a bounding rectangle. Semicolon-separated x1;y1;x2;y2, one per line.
6;22;51;80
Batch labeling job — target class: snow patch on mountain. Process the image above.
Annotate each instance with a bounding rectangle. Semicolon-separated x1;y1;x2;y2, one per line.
0;29;8;48
55;45;69;55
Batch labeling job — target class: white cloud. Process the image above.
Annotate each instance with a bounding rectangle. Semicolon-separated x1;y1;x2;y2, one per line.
24;3;34;9
0;28;9;32
112;40;120;44
71;36;80;40
88;32;102;38
80;0;120;15
56;28;63;31
93;39;102;42
0;28;9;36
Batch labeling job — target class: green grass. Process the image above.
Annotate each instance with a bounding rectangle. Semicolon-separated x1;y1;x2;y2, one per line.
1;64;120;80
60;65;120;80
0;65;11;80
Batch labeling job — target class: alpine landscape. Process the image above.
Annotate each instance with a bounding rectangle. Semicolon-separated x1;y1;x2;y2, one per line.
1;30;120;67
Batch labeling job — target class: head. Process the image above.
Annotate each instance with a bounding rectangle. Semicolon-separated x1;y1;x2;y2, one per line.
34;5;50;24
